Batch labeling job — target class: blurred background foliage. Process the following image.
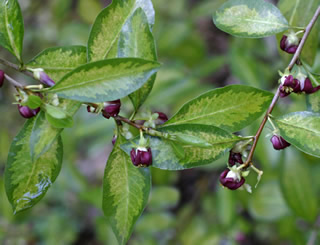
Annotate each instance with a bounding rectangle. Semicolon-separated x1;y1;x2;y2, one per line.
0;0;320;244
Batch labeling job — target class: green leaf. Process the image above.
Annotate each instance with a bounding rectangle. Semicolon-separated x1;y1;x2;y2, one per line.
168;140;185;159
216;186;236;227
248;181;290;221
118;8;157;111
30;100;80;161
0;0;24;62
273;111;320;158
27;46;87;82
87;0;155;61
121;124;242;170
5;118;63;214
26;95;42;109
307;93;320;113
103;134;151;245
277;0;320;65
213;0;289;38
280;151;318;222
163;85;273;132
49;58;160;103
45;112;74;129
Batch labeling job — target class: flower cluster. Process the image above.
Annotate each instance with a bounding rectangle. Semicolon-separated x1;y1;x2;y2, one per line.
279;75;320;97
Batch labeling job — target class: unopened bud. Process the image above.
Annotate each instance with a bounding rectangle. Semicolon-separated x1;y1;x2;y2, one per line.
32;68;55;87
280;34;300;54
18;105;40;118
270;135;290;150
0;70;4;88
102;99;121;119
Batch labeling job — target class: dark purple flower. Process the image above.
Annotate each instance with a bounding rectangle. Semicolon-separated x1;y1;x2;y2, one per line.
18;105;40;118
155;112;168;125
102;100;121;119
39;71;55;87
280;75;301;97
130;147;152;167
0;70;4;88
270;135;290;150
219;169;245;190
280;35;300;54
228;151;243;167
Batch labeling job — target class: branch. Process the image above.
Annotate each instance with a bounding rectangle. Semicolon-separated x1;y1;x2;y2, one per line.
0;57;34;78
4;74;23;88
243;6;320;168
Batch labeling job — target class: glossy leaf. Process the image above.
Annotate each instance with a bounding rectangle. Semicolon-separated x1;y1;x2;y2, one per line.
87;0;155;61
163;85;273;132
273;111;320;157
5;119;63;214
213;0;289;38
49;58;160;103
27;46;87;82
103;134;151;245
30;100;80;161
121;124;242;170
278;0;320;65
280;152;318;222
0;0;24;62
118;8;157;111
248;181;290;221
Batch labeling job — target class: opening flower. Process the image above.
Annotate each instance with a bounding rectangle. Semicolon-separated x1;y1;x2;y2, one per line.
280;34;300;54
130;147;152;167
228;151;243;167
219;167;245;190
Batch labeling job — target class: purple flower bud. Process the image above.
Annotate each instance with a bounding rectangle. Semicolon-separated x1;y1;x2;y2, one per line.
270;135;290;150
301;77;320;94
0;70;4;88
102;99;121;119
219;169;245;190
112;135;117;145
155;111;168;125
130;147;152;167
228;151;243;167
280;35;300;54
39;71;55;87
18;105;40;118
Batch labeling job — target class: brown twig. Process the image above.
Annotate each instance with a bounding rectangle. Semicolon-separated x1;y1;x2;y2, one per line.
4;74;23;88
243;6;320;168
0;57;34;78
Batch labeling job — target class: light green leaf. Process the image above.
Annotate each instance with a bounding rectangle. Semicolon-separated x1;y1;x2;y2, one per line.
0;0;24;62
277;0;320;65
87;0;155;61
118;8;157;111
307;93;320;113
45;112;73;129
213;0;289;38
49;58;160;103
163;85;273;132
26;95;42;109
30;100;80;161
273;111;320;157
248;181;290;221
280;151;318;222
121;124;242;170
27;46;87;82
103;134;151;245
5;119;63;214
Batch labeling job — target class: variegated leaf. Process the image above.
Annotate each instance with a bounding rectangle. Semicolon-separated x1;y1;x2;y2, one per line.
87;0;155;61
118;8;157;111
49;58;160;103
0;0;24;62
103;134;151;245
27;46;87;82
273;111;320;158
5;118;63;214
30;99;80;161
163;85;273;132
121;124;243;170
213;0;289;38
